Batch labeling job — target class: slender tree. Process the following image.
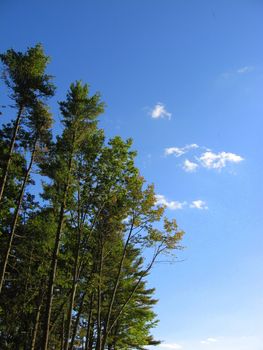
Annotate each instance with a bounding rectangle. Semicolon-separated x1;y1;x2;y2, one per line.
0;44;54;204
0;102;53;292
41;81;104;350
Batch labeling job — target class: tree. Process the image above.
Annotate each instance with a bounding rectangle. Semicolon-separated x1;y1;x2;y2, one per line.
0;44;185;350
40;81;104;350
0;44;55;204
0;101;53;293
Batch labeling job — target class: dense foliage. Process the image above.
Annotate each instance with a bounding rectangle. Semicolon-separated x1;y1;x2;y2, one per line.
0;45;184;350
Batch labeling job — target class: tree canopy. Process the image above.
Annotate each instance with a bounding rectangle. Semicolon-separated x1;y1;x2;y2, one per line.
0;44;184;350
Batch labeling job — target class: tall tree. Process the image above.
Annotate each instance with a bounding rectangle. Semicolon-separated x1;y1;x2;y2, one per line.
0;102;53;292
0;44;185;350
41;81;104;350
0;44;55;204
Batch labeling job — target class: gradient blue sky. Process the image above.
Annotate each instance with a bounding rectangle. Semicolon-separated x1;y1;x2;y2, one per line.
1;1;263;349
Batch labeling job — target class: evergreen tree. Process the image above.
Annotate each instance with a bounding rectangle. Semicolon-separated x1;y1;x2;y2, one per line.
0;44;55;204
0;44;55;293
0;44;184;350
40;81;104;350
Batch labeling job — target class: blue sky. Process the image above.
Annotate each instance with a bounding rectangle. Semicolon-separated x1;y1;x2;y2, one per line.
1;1;263;349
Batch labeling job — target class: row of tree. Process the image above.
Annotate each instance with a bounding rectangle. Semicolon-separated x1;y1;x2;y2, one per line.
0;45;184;350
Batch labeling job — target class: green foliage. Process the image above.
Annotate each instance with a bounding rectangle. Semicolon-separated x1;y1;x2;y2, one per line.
0;45;184;350
0;43;55;106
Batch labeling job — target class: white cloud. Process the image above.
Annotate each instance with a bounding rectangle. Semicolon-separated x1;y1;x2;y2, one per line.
199;151;244;170
155;195;207;211
165;147;185;157
206;338;217;342
183;159;199;172
151;102;172;120
190;200;208;210
165;144;199;157
164;144;243;173
201;337;218;344
155;194;186;210
160;343;183;349
237;66;254;74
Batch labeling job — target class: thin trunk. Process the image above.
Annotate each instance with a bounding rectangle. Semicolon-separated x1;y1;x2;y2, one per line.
102;219;134;347
69;291;86;350
41;149;74;350
41;193;68;350
0;137;37;293
95;241;104;350
84;295;94;350
49;290;72;335
0;105;23;203
30;292;43;350
63;277;78;350
64;217;82;350
60;312;65;350
106;246;162;337
87;322;94;350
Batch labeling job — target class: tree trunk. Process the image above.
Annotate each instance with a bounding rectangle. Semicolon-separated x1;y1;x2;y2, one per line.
0;136;37;293
101;220;134;349
0;105;23;204
95;241;104;350
41;151;74;350
69;291;86;350
49;290;72;335
106;248;160;338
64;225;82;350
41;195;68;350
87;322;94;350
60;312;65;350
30;292;43;350
84;295;94;350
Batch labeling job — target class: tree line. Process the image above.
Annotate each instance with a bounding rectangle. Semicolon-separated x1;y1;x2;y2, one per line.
0;44;184;350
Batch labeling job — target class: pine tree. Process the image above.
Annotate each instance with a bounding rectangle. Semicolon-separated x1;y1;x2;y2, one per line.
0;44;55;204
0;101;53;292
0;45;185;350
41;81;104;350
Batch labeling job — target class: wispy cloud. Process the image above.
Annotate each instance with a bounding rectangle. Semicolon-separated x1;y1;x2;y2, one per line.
183;159;199;172
190;200;208;210
155;194;186;210
199;151;244;170
160;343;183;349
156;195;208;210
237;66;254;74
201;337;218;345
150;102;172;120
221;65;255;79
165;144;199;157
